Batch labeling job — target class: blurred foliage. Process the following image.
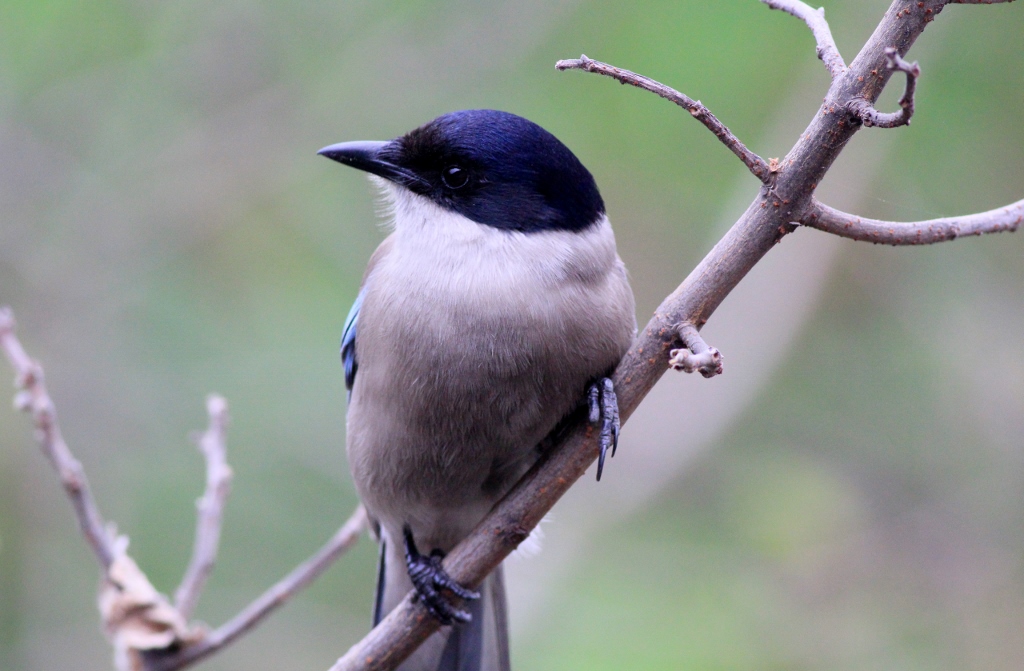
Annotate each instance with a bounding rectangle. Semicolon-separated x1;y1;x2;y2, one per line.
1;1;1023;670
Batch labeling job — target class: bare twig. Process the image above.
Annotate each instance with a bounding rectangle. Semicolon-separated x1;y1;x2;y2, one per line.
802;197;1024;244
174;395;233;620
760;0;847;78
0;307;116;569
149;505;369;671
333;1;1020;669
556;55;774;184
848;48;921;128
669;324;724;378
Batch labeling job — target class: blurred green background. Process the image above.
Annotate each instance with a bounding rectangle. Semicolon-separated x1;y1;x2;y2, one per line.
1;1;1023;669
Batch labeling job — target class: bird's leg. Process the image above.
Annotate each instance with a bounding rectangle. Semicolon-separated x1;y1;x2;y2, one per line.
403;525;480;625
588;377;620;481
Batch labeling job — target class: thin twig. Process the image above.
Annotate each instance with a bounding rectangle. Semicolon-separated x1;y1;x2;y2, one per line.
174;395;233;621
669;324;724;378
802;197;1024;244
760;0;847;78
556;55;773;184
848;48;921;128
149;505;369;671
332;1;1020;669
0;307;116;569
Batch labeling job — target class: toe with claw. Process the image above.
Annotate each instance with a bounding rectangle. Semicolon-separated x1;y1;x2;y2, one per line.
588;377;620;481
403;526;480;625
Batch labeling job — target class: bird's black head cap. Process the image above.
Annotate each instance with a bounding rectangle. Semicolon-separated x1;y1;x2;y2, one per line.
320;110;605;233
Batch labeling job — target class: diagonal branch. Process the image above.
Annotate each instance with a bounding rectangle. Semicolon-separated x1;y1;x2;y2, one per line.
848;48;921;128
556;55;774;184
801;197;1024;244
149;505;369;671
331;1;1020;669
174;395;234;621
760;0;847;78
0;307;116;569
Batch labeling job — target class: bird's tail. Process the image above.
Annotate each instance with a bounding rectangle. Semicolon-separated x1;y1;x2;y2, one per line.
375;538;511;671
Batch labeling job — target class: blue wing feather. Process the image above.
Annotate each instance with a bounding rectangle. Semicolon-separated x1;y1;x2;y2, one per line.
341;289;364;401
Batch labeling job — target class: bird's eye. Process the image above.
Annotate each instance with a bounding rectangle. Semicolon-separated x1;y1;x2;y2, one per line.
441;165;469;190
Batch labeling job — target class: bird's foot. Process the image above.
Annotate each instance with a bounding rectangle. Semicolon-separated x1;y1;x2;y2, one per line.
403;526;479;625
588;377;620;481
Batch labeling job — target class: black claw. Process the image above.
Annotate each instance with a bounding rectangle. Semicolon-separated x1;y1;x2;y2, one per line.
589;377;621;481
403;526;480;625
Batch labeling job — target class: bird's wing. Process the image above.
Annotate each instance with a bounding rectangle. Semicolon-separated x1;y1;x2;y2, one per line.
341;234;395;402
340;288;363;399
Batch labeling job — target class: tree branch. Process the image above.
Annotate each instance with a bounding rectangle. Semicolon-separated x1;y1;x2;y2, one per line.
848;48;921;128
802;197;1024;244
148;505;369;671
332;1;1020;669
174;395;233;621
556;55;774;184
760;0;847;78
0;306;116;569
2;306;370;669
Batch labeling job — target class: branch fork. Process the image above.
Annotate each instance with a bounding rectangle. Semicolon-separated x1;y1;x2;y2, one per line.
1;307;368;671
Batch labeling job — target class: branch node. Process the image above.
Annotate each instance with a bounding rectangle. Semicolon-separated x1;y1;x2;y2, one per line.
99;543;202;671
848;47;921;128
149;505;369;671
669;324;724;378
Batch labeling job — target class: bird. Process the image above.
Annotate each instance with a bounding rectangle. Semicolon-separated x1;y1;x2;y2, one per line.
319;109;636;671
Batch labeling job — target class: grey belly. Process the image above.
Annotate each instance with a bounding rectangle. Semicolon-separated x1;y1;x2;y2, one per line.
346;317;595;549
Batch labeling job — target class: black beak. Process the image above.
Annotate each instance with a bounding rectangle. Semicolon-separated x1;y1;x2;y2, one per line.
317;140;423;188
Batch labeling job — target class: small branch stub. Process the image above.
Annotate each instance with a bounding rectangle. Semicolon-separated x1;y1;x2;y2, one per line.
848;47;921;128
669;324;724;378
